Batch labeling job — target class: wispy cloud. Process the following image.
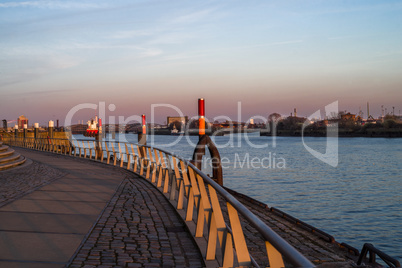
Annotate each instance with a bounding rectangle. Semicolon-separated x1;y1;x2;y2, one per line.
327;35;355;41
148;32;196;45
0;1;106;9
23;88;76;96
300;2;402;16
161;52;206;62
171;8;216;24
139;48;162;58
109;30;154;40
223;39;303;51
60;42;163;58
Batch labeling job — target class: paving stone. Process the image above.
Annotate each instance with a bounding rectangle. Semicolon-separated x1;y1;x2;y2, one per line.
68;179;204;267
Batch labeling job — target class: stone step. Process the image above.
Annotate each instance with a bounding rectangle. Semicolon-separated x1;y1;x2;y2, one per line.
0;155;26;171
0;145;9;152
0;148;14;158
0;153;22;164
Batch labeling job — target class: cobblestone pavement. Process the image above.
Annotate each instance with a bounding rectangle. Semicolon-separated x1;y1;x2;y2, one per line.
68;178;204;268
0;160;66;207
2;147;204;267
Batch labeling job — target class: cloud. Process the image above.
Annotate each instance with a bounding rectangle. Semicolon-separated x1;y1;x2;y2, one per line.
139;48;163;57
217;39;303;52
161;52;205;62
56;42;163;58
148;32;196;45
22;89;76;96
171;8;216;24
109;30;154;40
0;1;106;9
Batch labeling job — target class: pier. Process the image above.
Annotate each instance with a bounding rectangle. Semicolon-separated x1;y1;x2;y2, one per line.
0;137;400;267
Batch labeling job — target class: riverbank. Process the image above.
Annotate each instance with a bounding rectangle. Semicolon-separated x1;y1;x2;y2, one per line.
151;128;259;136
260;128;402;137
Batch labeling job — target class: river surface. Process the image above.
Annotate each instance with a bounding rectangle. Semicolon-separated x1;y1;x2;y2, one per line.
75;133;402;260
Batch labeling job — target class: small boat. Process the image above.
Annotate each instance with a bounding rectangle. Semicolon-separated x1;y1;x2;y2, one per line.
84;117;99;137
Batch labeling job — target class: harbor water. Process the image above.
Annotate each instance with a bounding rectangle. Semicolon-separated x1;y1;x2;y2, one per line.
74;132;402;260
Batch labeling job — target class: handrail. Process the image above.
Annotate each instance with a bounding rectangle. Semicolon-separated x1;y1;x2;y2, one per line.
146;146;314;266
357;243;401;268
4;136;315;267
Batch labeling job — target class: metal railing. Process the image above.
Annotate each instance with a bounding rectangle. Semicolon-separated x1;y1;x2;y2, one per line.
4;136;314;268
357;243;401;268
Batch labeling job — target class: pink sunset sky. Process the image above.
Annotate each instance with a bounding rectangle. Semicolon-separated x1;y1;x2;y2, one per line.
1;1;401;126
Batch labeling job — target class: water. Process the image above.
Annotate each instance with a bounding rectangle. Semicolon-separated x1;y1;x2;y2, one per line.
74;133;402;260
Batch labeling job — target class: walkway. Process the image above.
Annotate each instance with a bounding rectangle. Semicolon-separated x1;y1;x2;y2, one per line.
0;148;203;267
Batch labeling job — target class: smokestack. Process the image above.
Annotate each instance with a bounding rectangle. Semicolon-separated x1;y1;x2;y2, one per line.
367;102;369;119
294;108;297;117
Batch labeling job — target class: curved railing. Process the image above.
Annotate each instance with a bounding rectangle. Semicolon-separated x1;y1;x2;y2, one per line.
4;136;314;268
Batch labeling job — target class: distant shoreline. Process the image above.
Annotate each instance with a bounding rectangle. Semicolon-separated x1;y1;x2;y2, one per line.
260;129;402;138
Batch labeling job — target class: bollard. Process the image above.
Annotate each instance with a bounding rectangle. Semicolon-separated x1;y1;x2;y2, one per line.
34;123;39;139
14;125;18;138
96;118;103;159
138;114;147;145
23;124;28;138
111;124;116;140
138;114;147;158
98;118;102;137
22;124;27;147
192;135;223;185
198;98;205;137
48;120;54;139
195;98;206;168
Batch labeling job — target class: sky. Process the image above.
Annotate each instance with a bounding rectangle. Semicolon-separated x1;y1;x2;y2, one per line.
1;0;402;126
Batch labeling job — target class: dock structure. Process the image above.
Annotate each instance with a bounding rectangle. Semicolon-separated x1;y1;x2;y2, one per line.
0;136;398;267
